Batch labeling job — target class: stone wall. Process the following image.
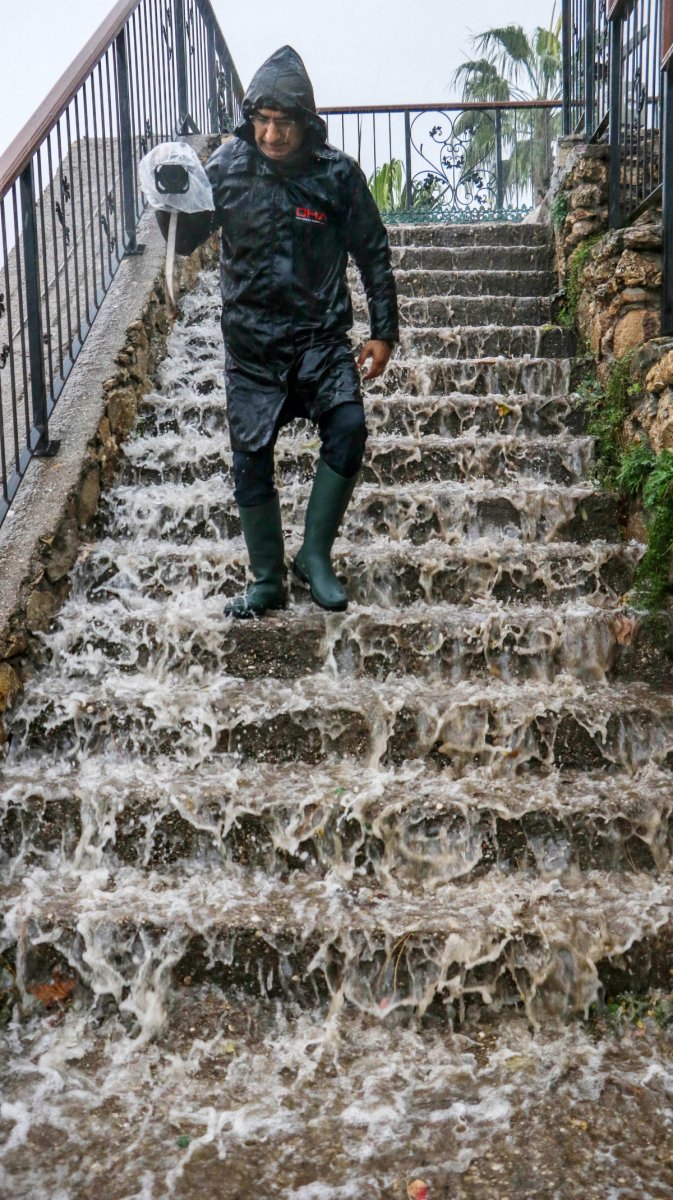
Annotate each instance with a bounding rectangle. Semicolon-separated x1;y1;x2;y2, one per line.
0;232;216;746
549;137;672;449
553;140;609;276
575;215;663;368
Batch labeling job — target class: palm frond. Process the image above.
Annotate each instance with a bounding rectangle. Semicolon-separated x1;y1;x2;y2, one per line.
471;25;536;90
452;59;512;103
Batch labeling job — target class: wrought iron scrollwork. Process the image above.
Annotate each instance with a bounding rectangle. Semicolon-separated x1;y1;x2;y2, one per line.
0;294;5;321
186;2;195;56
633;67;647;115
101;215;115;253
55;201;70;244
216;68;234;135
140;120;153;156
0;344;10;369
161;22;173;59
409;111;498;218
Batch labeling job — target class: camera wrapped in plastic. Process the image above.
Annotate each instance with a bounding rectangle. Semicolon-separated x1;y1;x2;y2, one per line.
138;142;214;213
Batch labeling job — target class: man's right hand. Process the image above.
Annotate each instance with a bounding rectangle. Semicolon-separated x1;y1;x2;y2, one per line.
357;339;393;380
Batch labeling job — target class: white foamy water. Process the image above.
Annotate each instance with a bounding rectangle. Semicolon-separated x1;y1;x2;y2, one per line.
2;238;672;1198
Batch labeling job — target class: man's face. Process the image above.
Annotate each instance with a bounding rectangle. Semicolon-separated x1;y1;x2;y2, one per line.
252;108;304;161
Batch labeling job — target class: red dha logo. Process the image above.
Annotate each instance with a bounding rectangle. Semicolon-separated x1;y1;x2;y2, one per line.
295;206;327;224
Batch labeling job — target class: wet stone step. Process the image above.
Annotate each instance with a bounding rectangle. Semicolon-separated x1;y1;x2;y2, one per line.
391;244;553;271
392;268;557;298
372;356;571;397
137;391;589;442
387;222;552;246
80;535;639;608
353;293;554;327
121;433;594;489
42;595;651;687
393;324;576;359
3;760;671;882
3;998;672;1199
4;865;673;1023
355;478;617;546
10;671;673;773
366;393;589;437
150;347;573;400
105;479;618;548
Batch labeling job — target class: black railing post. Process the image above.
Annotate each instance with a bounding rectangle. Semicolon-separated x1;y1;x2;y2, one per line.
20;162;54;456
404;111;413;209
115;30;141;256
608;8;623;226
174;0;190;130
562;0;573;134
207;20;219;134
662;65;673;333
495;109;504;210
586;0;597;134
224;57;234;129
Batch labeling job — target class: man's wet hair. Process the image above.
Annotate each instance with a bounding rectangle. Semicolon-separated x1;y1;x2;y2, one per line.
253;98;304;120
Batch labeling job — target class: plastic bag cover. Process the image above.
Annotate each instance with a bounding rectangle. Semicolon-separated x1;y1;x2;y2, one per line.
138;142;215;213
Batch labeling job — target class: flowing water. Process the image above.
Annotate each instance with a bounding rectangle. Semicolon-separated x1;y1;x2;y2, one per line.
2;222;673;1198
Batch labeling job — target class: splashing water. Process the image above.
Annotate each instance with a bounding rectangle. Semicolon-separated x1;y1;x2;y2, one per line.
1;226;673;1199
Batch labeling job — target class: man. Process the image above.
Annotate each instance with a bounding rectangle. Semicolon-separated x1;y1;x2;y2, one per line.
159;45;399;617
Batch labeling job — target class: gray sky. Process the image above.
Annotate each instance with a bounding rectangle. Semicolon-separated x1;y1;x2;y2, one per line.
0;0;555;158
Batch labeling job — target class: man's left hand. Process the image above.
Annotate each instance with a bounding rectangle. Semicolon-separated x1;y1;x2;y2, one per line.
357;339;393;380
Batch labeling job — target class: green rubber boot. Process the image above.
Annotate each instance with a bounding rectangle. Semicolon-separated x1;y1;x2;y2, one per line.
293;459;358;612
224;496;286;619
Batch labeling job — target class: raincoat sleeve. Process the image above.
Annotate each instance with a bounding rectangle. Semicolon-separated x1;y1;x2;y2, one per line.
346;164;399;345
155;207;215;254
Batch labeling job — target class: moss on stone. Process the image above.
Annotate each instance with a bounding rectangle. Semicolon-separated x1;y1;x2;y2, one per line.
558;235;602;329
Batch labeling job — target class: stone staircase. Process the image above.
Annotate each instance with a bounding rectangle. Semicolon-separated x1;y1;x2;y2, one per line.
2;221;673;1198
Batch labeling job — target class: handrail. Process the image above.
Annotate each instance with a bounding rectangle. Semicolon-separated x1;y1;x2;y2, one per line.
192;0;244;101
0;0;244;526
0;0;141;195
319;101;561;225
319;101;561;115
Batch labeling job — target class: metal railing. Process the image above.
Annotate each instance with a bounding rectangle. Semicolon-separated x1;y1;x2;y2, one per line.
0;0;242;527
608;0;664;224
563;0;673;329
563;0;611;136
319;102;563;224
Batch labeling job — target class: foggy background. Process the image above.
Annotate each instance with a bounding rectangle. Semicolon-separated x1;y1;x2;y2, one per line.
0;0;557;158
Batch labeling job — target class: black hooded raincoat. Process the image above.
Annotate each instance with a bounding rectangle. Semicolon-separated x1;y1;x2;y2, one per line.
165;46;399;453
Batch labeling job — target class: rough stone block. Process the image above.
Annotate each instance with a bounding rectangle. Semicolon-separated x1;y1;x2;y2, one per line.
609;287;651;314
564;217;601;251
622;225;663;252
650;389;673;453
0;630;28;659
77;462;101;528
24;584;58;633
615;250;662;289
613;308;661;359
570;184;603;210
575;157;609;184
646;350;673;395
43;517;79;583
0;662;20;711
107;389;138;438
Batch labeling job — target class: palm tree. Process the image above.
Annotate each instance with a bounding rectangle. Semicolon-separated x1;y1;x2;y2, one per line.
451;7;562;207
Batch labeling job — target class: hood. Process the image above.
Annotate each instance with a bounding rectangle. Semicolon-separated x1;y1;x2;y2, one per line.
236;46;328;146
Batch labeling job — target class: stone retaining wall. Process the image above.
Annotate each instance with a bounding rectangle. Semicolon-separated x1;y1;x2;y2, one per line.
549;137;673;456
